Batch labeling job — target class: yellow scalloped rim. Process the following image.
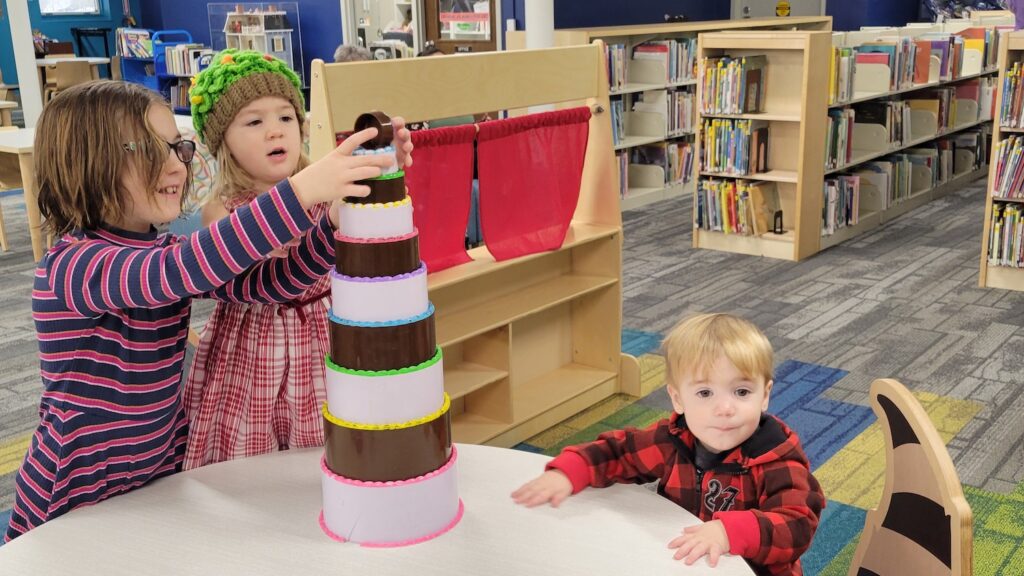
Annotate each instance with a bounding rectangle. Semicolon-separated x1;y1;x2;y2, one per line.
342;196;411;210
322;393;450;430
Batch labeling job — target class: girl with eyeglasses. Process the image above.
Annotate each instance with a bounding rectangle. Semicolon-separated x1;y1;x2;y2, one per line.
4;78;411;541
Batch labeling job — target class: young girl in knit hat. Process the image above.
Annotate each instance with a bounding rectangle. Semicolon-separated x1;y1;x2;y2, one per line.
5;78;402;541
181;50;400;469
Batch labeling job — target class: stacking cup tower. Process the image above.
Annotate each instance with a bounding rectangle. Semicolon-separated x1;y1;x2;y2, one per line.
319;111;463;545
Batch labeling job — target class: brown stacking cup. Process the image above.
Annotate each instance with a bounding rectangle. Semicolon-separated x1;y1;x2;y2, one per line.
335;234;420;277
323;407;452;482
346;174;406;205
329;313;436;371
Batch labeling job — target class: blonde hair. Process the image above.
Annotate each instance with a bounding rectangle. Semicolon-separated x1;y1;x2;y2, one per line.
662;313;773;388
213;106;310;205
36;80;193;236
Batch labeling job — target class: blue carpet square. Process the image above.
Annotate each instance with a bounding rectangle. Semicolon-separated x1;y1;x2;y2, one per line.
621;329;662;357
800;500;866;576
512;443;545;454
768;360;874;470
0;508;9;547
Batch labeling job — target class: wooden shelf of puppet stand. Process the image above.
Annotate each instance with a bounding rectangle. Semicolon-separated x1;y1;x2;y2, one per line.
308;43;642;447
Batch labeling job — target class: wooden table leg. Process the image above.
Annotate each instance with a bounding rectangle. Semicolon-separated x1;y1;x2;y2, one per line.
0;110;10;127
0;196;8;251
18;152;44;261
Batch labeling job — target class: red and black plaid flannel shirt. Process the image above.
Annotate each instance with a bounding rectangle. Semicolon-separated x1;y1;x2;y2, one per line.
547;412;825;576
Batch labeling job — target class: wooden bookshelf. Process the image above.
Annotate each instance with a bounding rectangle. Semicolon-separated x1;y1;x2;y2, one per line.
692;19;1007;262
693;31;831;262
980;31;1024;292
309;43;641;447
507;17;831;212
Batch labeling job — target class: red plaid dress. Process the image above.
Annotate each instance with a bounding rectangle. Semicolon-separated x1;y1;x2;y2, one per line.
182;194;331;470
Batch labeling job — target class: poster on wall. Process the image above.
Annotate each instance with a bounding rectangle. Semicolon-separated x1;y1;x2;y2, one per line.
439;0;490;40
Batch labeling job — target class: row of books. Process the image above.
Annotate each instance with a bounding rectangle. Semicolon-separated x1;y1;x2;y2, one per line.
855;100;914;148
632;38;698;84
699;118;769;176
116;28;153;59
630;142;694;185
827;46;858;106
695;179;780;236
831;130;983;213
668;89;695;134
168;82;191;111
822;175;860;236
163;44;214;77
991;135;1024;199
616;151;629;198
987;202;1024;268
606;44;628;92
610;99;626;146
826;108;855;170
999;61;1024;129
700;55;767;115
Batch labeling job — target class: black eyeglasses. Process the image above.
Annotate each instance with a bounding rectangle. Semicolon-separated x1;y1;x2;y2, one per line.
123;139;197;164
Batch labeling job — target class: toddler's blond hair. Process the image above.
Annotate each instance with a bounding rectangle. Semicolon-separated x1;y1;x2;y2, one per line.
662;313;773;388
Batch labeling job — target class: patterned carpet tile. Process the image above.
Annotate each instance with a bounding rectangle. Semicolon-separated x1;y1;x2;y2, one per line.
814;391;982;510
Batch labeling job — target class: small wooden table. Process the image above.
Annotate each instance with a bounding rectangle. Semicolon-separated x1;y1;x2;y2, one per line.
35;56;110;91
0;101;16;126
0;444;756;575
0;127;43;260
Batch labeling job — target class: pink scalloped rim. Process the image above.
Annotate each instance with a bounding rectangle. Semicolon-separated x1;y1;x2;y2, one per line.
334;229;419;244
330;262;426;282
320;445;458;487
318;500;464;547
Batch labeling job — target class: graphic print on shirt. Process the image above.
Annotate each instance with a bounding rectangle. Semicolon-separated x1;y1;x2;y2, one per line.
703;479;739;513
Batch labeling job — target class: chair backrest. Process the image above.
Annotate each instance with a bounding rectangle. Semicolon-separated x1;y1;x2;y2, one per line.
54;61;94;91
848;378;972;576
110;55;122;81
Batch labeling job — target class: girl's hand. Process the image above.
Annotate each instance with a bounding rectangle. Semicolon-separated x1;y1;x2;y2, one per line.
390;116;414;168
510;470;573;508
667;520;730;566
289;128;394;209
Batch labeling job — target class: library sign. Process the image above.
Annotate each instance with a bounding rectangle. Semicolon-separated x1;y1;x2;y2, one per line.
775;0;791;16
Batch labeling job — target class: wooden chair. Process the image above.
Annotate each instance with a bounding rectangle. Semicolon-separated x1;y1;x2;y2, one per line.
110;55;122;81
848;378;972;576
0;126;18;251
45;60;94;102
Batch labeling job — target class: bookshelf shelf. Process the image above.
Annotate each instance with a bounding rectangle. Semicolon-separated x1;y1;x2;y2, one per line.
614;134;667;151
980;31;1024;291
699;170;799;183
506;17;831;212
826;118;990;175
691;16;1012;261
828;67;998;109
701;112;802;122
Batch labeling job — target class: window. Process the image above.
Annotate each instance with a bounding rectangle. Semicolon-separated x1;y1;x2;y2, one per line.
39;0;101;15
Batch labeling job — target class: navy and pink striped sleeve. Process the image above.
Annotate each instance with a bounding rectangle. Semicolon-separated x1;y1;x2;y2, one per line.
47;180;316;317
206;201;335;304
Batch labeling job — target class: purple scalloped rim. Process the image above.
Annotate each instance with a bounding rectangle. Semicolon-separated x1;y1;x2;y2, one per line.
330;262;426;282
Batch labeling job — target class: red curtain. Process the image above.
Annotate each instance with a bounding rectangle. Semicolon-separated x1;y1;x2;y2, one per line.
476;107;591;261
403;124;477;273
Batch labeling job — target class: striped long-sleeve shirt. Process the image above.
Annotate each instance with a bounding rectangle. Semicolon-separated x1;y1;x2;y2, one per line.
32;180;336;421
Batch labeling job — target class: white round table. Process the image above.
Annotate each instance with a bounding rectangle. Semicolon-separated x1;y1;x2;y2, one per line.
0;444;755;575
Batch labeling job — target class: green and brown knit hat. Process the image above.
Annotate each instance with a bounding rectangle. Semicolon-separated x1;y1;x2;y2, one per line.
189;49;305;155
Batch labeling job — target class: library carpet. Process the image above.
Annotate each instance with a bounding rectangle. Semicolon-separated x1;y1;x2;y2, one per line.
514;330;1022;576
